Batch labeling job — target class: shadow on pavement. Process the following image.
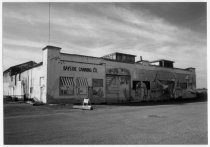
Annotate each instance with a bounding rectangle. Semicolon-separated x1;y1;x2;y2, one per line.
94;97;207;107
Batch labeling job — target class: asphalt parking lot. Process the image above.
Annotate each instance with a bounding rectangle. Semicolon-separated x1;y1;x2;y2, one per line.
4;99;207;144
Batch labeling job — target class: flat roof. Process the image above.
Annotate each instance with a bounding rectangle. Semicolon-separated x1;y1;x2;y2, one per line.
114;52;136;57
102;52;136;57
61;52;102;59
150;59;175;63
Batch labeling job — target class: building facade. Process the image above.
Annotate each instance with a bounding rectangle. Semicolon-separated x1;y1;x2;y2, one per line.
3;45;197;104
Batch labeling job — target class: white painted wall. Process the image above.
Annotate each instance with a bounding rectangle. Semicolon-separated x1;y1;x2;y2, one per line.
59;60;106;99
42;45;196;103
43;46;105;103
43;46;61;103
28;66;45;102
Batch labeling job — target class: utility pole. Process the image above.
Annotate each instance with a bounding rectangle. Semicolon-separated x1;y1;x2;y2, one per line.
48;2;51;45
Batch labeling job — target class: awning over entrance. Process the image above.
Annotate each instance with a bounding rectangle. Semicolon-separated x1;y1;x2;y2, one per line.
60;77;74;86
76;77;88;87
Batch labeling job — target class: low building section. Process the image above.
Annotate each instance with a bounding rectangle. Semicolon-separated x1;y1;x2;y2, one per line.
3;46;197;104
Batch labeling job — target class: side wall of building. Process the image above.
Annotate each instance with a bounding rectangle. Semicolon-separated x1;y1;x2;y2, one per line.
3;72;14;96
43;46;196;104
4;71;25;99
105;61;196;102
43;46;106;104
23;65;45;102
3;65;45;102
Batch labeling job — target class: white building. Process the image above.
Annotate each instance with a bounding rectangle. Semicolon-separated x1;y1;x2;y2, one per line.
3;45;197;104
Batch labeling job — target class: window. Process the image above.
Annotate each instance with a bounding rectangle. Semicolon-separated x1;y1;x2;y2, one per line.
15;75;17;85
30;87;33;93
133;81;141;90
92;79;103;87
19;74;21;81
122;55;126;61
60;77;74;95
180;83;187;89
116;55;122;61
76;77;88;95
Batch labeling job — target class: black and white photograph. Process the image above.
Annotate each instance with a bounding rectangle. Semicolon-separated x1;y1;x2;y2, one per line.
2;1;207;144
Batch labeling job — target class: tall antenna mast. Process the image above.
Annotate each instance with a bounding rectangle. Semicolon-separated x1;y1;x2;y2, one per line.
48;2;51;45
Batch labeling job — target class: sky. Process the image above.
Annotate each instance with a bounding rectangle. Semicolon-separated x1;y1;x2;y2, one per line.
2;2;207;88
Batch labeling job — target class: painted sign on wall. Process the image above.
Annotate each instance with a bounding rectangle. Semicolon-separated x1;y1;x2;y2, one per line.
63;66;98;73
61;61;105;75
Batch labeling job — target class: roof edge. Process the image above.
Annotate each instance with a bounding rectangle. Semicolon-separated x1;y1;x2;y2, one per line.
42;45;62;51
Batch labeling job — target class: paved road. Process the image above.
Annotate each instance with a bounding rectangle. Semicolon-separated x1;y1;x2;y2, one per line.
4;101;207;144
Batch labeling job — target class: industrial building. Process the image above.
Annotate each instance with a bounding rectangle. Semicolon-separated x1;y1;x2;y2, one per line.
3;45;197;104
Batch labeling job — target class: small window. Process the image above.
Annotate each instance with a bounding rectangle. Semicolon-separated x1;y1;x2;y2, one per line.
15;75;17;85
122;55;126;61
76;77;88;95
40;77;44;86
133;81;141;90
30;87;33;93
60;77;74;96
19;74;21;81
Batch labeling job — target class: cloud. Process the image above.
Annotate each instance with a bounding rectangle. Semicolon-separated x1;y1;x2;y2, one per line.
3;45;42;70
3;38;46;49
49;3;205;52
3;3;207;88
